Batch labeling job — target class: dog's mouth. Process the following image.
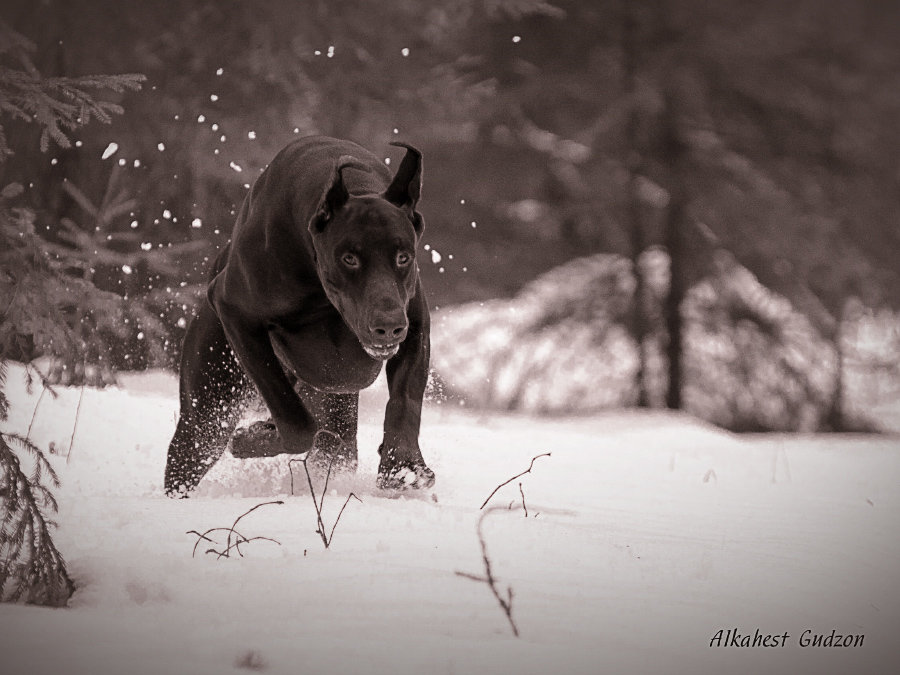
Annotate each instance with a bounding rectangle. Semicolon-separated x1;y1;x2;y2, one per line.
363;342;401;360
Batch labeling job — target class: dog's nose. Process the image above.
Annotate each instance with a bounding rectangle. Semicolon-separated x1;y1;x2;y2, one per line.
370;313;408;342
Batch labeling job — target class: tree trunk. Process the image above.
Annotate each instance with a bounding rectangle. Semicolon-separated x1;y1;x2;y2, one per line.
660;88;688;411
824;302;846;430
622;0;650;408
663;194;686;410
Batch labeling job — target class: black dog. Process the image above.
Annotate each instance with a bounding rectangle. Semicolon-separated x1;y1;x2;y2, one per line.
164;136;434;497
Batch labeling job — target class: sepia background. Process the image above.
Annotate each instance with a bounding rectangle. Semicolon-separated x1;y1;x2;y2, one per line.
2;0;899;431
1;2;899;674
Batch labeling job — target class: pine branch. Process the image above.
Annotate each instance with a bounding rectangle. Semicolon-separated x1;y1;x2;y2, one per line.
0;20;145;158
0;430;74;607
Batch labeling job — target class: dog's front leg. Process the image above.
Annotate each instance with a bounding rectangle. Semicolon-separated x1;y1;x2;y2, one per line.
212;296;317;455
377;288;435;489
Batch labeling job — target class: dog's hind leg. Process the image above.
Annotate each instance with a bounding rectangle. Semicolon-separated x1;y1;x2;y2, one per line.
164;298;248;497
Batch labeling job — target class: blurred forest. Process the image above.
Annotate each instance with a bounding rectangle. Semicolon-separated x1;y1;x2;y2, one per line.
1;0;899;430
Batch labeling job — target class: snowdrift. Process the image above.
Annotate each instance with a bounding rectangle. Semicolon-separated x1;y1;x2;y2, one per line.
0;363;898;674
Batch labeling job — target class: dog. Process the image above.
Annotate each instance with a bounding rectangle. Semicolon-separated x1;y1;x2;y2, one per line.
164;136;435;497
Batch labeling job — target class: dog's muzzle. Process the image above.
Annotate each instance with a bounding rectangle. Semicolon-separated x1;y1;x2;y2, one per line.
363;342;401;360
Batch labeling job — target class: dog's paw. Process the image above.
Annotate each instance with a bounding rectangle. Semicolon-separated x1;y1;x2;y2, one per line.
376;463;436;491
230;420;281;458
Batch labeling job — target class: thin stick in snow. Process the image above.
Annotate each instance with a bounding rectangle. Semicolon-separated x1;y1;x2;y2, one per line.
455;507;520;637
187;500;283;559
65;362;87;465
288;429;361;549
480;452;551;510
24;364;57;442
26;386;47;440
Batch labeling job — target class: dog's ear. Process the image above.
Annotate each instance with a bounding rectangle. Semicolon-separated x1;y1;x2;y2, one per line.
309;157;353;234
384;142;424;234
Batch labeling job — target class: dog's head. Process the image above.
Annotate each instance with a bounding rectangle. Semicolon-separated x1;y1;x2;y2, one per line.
307;143;424;360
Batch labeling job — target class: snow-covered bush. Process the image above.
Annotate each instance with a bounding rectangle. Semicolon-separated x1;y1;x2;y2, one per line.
432;254;639;413
431;250;893;431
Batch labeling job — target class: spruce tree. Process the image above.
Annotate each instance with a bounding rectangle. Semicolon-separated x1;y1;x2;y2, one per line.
0;19;144;607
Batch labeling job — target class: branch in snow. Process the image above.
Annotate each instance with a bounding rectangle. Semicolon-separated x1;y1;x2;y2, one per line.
288;429;361;550
455;507;520;637
187;500;283;560
480;452;551;510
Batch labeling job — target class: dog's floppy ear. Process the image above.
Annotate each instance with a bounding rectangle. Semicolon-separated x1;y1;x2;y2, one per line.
384;142;424;234
309;156;354;234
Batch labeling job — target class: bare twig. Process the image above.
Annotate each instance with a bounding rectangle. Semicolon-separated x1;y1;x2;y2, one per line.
480;452;551;510
288;457;303;496
25;385;47;440
186;529;217;555
287;429;361;549
328;493;362;544
186;501;283;559
65;362;87;465
188;526;253;558
210;535;282;560
518;482;528;517
455;507;520;637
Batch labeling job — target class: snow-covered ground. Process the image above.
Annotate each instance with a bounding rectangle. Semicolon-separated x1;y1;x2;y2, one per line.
1;362;898;675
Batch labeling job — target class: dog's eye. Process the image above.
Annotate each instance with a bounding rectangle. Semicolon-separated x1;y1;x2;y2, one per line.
342;253;360;268
396;252;411;267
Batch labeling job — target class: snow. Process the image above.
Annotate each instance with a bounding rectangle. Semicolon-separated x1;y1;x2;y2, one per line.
1;362;898;674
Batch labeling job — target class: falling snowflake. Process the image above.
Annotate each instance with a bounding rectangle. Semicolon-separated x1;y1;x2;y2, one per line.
101;142;118;159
